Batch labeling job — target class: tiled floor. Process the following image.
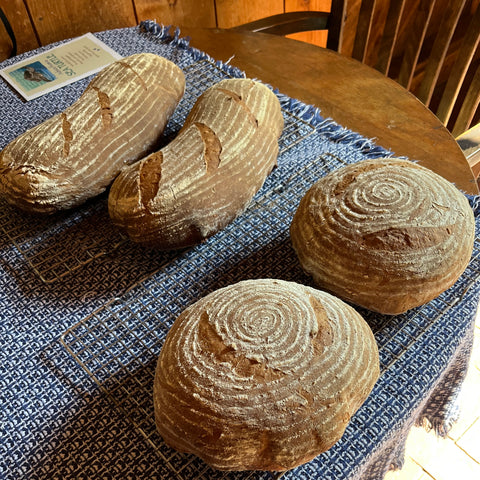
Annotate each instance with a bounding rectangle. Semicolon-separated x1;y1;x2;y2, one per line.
384;309;480;480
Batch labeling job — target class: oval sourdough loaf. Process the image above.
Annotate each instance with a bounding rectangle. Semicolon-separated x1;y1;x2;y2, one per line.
154;278;379;471
290;158;475;315
108;78;283;249
0;53;185;213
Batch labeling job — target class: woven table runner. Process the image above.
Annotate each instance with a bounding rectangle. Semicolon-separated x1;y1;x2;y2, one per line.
1;22;479;480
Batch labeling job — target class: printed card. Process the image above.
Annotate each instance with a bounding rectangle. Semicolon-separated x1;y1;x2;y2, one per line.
0;33;122;101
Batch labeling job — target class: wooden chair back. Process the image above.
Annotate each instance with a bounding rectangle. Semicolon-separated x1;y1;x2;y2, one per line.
345;0;480;137
235;0;480;137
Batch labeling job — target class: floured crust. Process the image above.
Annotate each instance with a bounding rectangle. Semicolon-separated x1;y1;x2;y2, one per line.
108;78;284;249
153;279;379;471
290;158;475;314
0;53;185;213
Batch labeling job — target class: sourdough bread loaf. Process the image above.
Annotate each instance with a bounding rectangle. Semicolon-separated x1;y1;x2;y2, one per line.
108;78;283;249
153;278;379;471
0;53;185;213
290;158;475;315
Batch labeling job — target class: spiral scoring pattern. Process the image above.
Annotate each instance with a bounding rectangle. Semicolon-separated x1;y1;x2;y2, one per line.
290;158;475;314
153;279;379;471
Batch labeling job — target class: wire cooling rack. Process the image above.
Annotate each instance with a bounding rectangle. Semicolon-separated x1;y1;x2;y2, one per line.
0;59;315;284
60;148;480;479
0;194;126;283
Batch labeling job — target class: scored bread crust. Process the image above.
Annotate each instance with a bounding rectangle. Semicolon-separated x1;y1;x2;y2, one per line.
108;78;284;249
290;158;475;315
153;279;379;471
0;53;185;213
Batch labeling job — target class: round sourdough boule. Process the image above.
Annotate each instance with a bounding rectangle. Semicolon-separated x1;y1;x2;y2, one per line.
153;278;379;471
290;158;475;315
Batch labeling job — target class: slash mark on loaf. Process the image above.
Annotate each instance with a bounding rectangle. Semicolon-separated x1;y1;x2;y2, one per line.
118;61;148;91
92;87;113;129
217;88;258;128
360;225;455;251
61;113;73;157
195;122;222;174
333;172;357;196
139;151;163;208
308;296;334;355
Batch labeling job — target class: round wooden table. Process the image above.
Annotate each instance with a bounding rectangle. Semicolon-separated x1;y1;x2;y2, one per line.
181;27;478;195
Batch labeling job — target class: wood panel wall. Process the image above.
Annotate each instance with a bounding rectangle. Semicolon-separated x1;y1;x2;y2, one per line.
0;0;334;61
0;0;477;131
0;0;39;59
285;0;331;48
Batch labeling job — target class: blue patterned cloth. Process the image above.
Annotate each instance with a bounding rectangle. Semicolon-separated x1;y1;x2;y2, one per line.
0;22;479;480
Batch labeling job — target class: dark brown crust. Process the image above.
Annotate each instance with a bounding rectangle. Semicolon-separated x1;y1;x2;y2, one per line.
198;311;285;381
359;225;456;251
